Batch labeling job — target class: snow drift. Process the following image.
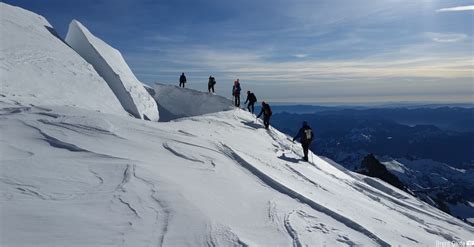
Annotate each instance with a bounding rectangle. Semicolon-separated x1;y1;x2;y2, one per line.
65;20;159;121
0;3;127;116
1;3;473;246
151;83;234;121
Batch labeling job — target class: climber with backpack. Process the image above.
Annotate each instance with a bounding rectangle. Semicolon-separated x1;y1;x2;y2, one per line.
257;101;272;129
244;91;257;113
293;121;314;161
208;76;216;93
232;79;241;107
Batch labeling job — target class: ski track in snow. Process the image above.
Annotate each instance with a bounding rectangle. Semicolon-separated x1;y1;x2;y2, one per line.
284;211;303;247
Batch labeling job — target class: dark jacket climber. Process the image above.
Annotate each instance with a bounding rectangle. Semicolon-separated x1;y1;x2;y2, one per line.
179;73;187;88
293;121;314;161
257;101;272;129
244;91;257;113
208;76;216;93
232;79;241;107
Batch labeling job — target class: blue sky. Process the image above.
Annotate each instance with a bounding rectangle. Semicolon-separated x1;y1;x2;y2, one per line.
5;0;474;104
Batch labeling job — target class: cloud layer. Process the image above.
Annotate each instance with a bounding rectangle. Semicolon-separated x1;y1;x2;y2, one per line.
437;5;474;12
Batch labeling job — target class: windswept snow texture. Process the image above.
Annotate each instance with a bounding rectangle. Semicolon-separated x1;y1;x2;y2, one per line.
152;83;234;121
1;101;473;246
0;3;127;116
65;20;159;121
2;3;473;246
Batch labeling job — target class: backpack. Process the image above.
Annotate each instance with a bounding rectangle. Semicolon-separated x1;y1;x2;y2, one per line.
302;128;313;141
263;104;272;116
212;78;216;85
249;93;257;102
234;83;241;94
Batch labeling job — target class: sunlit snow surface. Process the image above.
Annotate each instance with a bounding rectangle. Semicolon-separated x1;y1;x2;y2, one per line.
65;20;159;121
0;3;127;117
1;2;473;246
1;102;472;246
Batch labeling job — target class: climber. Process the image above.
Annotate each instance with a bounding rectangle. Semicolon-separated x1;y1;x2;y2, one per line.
244;91;257;113
232;79;241;107
293;121;314;161
179;73;187;88
257;101;272;129
208;76;216;93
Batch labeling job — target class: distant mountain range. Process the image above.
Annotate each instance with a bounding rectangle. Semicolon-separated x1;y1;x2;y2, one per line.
270;106;474;168
270;105;474;224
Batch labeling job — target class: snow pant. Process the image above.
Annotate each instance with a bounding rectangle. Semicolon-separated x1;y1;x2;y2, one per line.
234;94;240;107
301;141;311;161
263;114;270;129
208;84;215;93
179;82;185;88
247;101;255;113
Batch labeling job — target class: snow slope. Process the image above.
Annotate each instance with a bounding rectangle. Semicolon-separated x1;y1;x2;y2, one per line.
1;3;473;246
0;3;127;116
1;101;473;246
151;83;234;121
65;20;159;121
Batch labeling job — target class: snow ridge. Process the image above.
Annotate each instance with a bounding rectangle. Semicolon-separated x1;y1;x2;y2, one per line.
65;20;159;121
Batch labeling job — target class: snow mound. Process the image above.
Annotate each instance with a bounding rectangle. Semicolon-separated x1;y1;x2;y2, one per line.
0;3;127;116
65;20;159;121
151;83;234;121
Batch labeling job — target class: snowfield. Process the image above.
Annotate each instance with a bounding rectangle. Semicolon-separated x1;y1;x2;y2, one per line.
1;102;473;246
1;2;473;246
0;3;127;117
65;20;159;121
